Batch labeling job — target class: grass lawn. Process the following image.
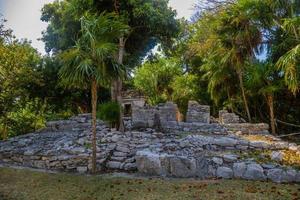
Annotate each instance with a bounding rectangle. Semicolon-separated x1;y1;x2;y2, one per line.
0;167;299;200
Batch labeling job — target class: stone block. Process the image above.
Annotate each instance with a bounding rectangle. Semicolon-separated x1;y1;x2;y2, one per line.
216;167;233;179
77;166;88;173
243;164;266;180
223;154;238;162
212;157;223;165
214;137;237;147
135;151;162;176
106;161;122;169
233;162;246;178
169;156;197;178
186;101;210;123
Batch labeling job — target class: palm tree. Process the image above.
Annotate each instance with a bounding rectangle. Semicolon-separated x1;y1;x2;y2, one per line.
216;1;263;121
59;12;128;174
201;51;238;111
276;17;300;95
245;62;283;134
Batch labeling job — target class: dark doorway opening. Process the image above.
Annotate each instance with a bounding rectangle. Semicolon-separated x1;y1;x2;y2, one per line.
124;104;132;117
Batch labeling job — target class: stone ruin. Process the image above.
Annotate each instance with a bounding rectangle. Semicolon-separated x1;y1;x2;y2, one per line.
129;101;268;135
131;101;210;129
0;102;300;183
186;101;210;123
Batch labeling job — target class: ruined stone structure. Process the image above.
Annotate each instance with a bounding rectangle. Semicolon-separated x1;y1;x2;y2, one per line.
121;90;145;117
219;110;242;124
131;101;216;133
186;101;210;123
1;103;300;183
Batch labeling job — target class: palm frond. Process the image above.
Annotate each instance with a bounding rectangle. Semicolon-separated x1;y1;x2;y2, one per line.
276;44;300;94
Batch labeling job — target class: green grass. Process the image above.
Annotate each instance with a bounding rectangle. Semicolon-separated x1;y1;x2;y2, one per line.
0;167;299;200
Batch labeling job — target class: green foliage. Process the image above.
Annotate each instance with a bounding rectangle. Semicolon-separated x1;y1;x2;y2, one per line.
97;102;120;127
0;23;46;139
245;62;283;97
171;74;198;114
133;57;182;105
59;12;128;89
0;99;47;140
41;0;180;66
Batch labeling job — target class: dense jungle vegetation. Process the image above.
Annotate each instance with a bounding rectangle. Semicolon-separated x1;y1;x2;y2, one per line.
1;0;300;142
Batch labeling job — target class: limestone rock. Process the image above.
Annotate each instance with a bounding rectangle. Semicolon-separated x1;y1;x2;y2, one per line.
216;167;233;179
243;164;266;180
223;154;238;162
77;166;88;173
124;163;137;171
169;156;197;178
212;157;223;165
214;137;237;147
106;161;122;169
116;146;130;153
135;151;162;175
233;162;246;178
267;168;283;183
195;158;209;179
270;151;284;162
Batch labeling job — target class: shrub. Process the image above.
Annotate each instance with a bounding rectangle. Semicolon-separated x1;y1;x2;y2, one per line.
97;102;120;127
0;98;47;140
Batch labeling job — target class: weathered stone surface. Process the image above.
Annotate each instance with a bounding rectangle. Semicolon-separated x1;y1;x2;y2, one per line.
233;162;246;178
219;110;241;124
135;151;162;175
115;146;130;153
214;137;237;147
224;123;269;135
77;166;88;173
186;101;210;123
107;161;122;169
250;141;270;149
270;151;284;162
282;169;297;183
169;156;196;178
1;112;300;184
124;163;137;171
113;152;128;157
223;154;238;162
212;157;223;165
243;164;266;180
267;168;283;183
195;158;209;179
216;167;233;179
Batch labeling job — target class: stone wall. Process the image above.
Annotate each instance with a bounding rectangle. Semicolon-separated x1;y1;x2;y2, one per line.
219;110;242;124
131;105;156;128
224;123;270;135
136;150;300;183
186;101;210;123
131;101;213;131
1;114;299;183
131;102;179;130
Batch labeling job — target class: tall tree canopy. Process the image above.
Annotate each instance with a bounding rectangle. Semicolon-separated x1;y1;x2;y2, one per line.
41;0;180;66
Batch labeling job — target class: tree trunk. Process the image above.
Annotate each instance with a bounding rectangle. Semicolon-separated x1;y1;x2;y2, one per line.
226;88;233;112
266;94;276;135
237;69;251;122
111;81;118;102
91;79;98;174
116;37;126;132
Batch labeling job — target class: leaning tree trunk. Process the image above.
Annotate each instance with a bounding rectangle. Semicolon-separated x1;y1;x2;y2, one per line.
91;78;98;174
237;69;251;122
266;94;276;135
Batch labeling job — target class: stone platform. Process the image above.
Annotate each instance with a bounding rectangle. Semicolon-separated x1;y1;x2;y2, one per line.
0;114;299;183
